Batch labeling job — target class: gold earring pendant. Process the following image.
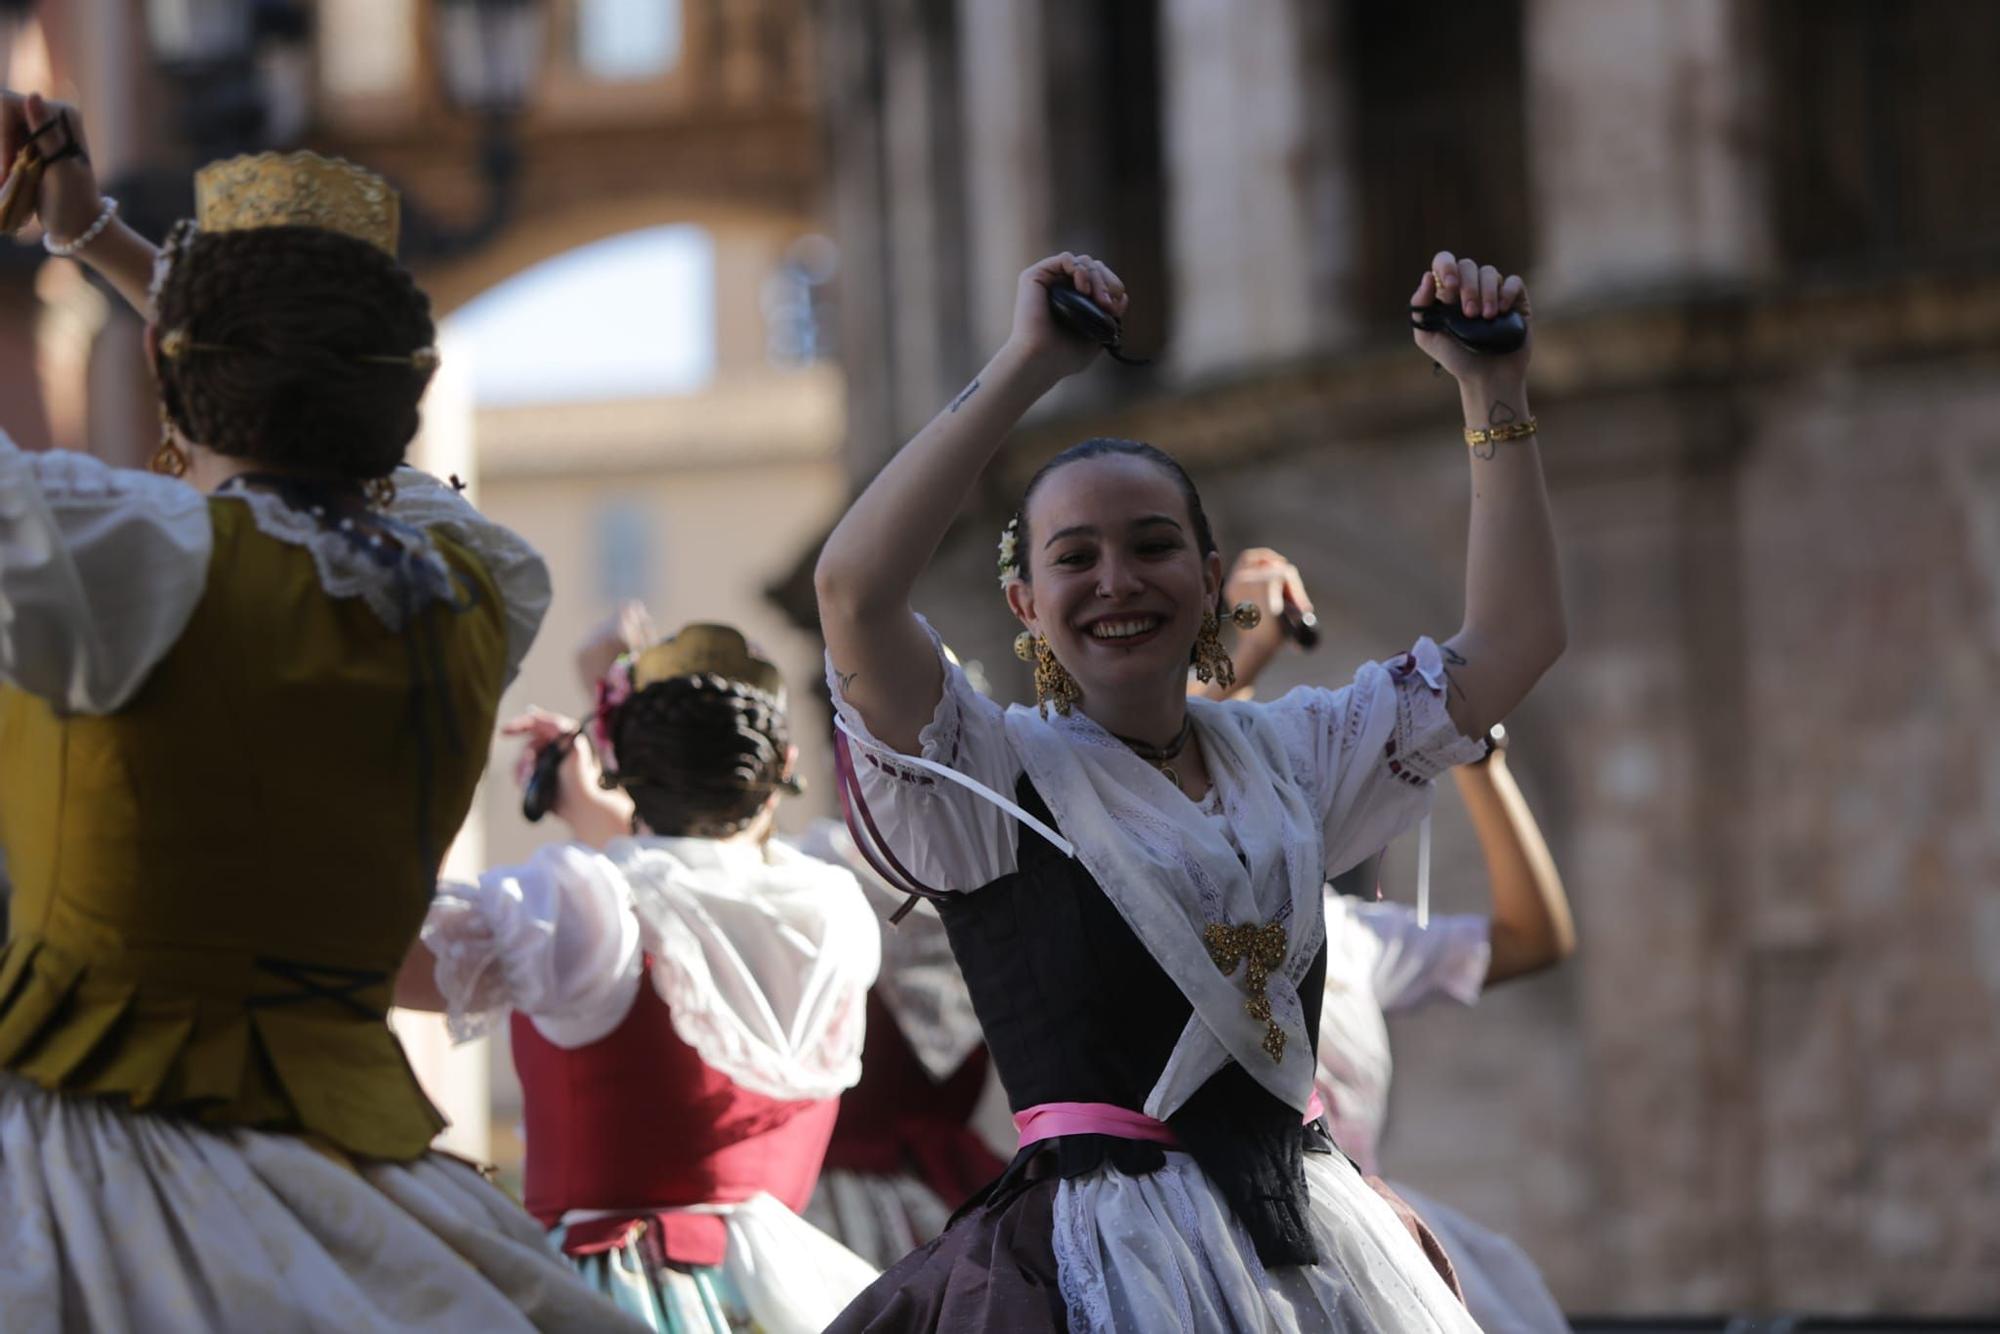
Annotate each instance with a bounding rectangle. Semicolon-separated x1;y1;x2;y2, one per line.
151;405;189;478
1019;632;1081;717
1191;609;1237;691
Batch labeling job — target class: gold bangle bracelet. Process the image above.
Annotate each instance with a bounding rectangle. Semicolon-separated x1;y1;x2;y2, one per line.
1463;417;1539;448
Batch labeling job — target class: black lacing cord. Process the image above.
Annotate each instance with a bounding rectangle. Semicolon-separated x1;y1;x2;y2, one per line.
227;473;481;898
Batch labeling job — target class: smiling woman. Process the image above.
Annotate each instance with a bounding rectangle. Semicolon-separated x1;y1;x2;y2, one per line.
812;249;1564;1334
1003;438;1224;736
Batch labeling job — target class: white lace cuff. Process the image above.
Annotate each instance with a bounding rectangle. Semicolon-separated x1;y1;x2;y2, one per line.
1383;638;1488;784
422;844;644;1046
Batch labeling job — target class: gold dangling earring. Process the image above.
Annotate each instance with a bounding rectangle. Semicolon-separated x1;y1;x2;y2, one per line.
364;475;397;509
1017;631;1080;717
1191;609;1237;691
150;404;189;478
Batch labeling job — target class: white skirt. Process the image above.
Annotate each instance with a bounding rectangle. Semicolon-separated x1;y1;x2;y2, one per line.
0;1075;642;1334
1391;1182;1568;1334
803;1168;955;1271
1052;1150;1482;1334
561;1192;879;1334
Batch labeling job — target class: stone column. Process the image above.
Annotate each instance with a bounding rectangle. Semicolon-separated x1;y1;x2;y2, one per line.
1159;0;1355;377
1525;0;1772;303
820;0;897;480
955;0;1050;359
43;0;173;470
878;0;968;441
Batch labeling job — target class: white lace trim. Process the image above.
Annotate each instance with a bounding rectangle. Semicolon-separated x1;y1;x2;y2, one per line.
212;485;453;632
382;467;550;684
621;839;880;1103
1055;1174;1117;1334
419;895;514;1044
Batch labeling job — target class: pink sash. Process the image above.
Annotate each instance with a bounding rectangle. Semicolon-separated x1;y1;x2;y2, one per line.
1014;1094;1326;1148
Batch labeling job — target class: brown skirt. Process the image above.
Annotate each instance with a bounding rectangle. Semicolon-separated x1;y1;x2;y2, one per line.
824;1162;1069;1333
824;1146;1467;1332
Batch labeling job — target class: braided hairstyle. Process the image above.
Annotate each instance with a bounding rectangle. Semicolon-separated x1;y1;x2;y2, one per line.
151;223;436;480
610;672;795;839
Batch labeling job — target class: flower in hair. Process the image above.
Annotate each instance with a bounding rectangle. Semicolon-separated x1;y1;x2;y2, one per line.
591;655;636;778
996;514;1022;589
149;219;197;308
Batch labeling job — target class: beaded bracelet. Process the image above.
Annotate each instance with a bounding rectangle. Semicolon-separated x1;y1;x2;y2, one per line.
44;195;119;258
1463;417;1538;448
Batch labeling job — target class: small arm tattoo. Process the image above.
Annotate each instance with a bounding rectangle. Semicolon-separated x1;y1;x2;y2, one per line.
1487;400;1519;426
949;378;982;413
835;668;859;695
1471;439;1497;461
1441;644;1470;700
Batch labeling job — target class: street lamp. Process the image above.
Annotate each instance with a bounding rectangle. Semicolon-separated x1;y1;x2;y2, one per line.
142;0;252;67
141;0;267;159
435;0;546;117
252;0;314;148
401;0;549;261
132;0;545;263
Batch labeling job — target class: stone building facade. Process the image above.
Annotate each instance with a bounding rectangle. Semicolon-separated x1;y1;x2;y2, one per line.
811;0;2000;1313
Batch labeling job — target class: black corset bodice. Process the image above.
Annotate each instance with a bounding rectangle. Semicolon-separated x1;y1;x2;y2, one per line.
934;778;1331;1267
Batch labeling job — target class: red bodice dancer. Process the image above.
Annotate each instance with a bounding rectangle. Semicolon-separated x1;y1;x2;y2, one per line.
418;625;881;1332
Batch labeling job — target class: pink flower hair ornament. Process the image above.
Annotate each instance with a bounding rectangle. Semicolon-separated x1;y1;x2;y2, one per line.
590;654;636;785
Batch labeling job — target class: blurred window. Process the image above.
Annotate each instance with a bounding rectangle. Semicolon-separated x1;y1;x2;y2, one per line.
763;234;839;368
1769;0;2000;269
1344;1;1533;320
318;0;418;100
575;0;682;82
594;499;654;605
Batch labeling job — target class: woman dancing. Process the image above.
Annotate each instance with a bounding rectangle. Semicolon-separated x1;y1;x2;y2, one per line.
1210;546;1576;1331
815;247;1564;1331
0;93;637;1330
406;623;882;1332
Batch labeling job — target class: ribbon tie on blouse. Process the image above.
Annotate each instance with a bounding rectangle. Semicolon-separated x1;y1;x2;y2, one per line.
1201;920;1290;1061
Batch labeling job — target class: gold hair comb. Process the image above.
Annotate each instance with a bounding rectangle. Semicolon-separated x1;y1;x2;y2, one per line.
157;324;439;371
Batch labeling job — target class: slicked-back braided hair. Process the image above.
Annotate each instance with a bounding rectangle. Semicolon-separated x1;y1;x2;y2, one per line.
1013;436;1223;611
151;223;436;480
610;673;796;839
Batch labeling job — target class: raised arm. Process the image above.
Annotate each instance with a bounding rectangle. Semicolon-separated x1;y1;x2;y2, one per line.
1415;252;1566;738
1452;737;1575;984
1191;548;1313;702
2;92;157;317
815;254;1124;753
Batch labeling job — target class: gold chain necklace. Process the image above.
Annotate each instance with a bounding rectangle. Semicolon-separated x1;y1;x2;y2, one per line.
1111;715;1195;790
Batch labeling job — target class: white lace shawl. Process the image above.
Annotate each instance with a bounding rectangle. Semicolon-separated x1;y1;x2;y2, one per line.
1006;696;1332;1119
828;617;1486;1119
426;836;882;1102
